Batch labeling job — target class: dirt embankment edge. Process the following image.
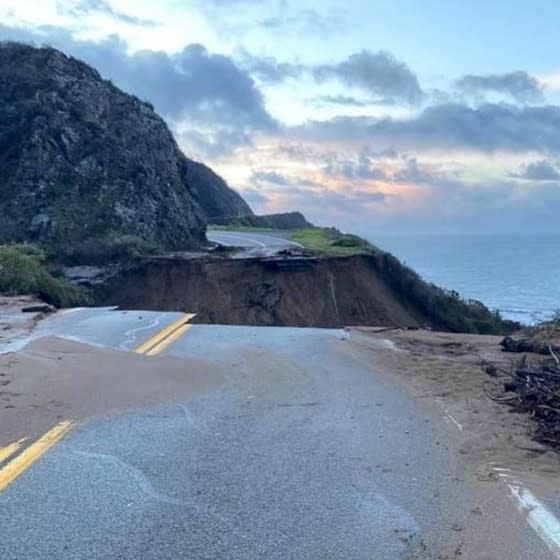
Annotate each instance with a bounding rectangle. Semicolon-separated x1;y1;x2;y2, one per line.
94;253;511;333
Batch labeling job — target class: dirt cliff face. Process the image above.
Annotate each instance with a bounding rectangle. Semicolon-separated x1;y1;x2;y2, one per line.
97;254;429;328
0;43;251;249
95;252;516;332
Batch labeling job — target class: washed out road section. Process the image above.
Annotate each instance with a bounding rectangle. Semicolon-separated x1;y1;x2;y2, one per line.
0;309;551;558
0;335;223;446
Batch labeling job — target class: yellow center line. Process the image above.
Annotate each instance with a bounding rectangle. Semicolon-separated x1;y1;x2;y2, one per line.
0;313;196;494
145;322;193;356
0;438;28;465
0;420;75;493
134;313;196;355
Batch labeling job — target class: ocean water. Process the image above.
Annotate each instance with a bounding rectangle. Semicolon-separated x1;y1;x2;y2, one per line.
369;233;560;325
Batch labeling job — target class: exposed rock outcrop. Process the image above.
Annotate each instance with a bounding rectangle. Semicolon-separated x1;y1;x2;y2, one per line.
0;42;251;249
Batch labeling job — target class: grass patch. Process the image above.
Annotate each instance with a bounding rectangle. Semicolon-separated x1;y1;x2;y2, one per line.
0;244;90;307
290;228;377;256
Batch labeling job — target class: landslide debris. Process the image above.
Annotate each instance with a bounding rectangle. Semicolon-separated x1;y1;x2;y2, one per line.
484;320;560;450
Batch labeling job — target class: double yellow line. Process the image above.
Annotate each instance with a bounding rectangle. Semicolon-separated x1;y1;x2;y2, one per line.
0;420;75;492
134;313;195;356
0;312;195;494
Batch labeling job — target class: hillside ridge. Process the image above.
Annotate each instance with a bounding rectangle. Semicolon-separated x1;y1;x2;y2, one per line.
0;42;252;250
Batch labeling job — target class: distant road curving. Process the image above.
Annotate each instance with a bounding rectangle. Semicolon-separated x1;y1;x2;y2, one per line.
207;230;303;250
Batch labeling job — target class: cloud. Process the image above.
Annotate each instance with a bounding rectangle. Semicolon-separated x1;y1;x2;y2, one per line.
260;8;347;35
323;153;387;180
252;170;292;185
245;183;390;222
455;71;543;103
239;188;269;207
237;50;303;83
240;49;422;105
313;50;423;105
315;95;397;107
514;160;560;181
56;0;156;27
295;103;560;154
0;25;276;157
393;158;438;184
317;95;370;107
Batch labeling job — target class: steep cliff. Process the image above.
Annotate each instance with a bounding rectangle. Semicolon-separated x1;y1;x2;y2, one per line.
185;160;253;223
0;42;251;250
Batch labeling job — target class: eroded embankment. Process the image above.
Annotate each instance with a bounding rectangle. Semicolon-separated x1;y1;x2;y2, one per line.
97;254;430;328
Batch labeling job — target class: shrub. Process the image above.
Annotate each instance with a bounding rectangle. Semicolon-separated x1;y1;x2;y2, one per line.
331;234;373;250
374;252;517;334
0;243;90;307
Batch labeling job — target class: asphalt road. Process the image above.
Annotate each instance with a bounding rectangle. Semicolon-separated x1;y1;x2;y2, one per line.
207;230;302;251
0;308;554;559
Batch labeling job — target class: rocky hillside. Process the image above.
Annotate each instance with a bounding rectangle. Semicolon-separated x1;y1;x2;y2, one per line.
0;42;252;250
185;160;253;223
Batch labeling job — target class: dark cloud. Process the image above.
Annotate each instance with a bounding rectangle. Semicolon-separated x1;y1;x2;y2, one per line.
296;103;560;154
514;160;560;181
455;71;543;103
56;0;156;27
313;50;423;105
0;25;276;157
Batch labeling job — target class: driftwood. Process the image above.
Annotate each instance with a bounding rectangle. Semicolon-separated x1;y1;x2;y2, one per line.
500;335;560;355
483;352;560;450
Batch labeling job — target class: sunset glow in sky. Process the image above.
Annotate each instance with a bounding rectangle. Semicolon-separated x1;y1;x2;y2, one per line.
2;0;560;235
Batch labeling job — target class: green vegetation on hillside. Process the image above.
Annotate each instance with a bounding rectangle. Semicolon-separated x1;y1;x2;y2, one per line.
290;228;378;256
374;251;518;334
53;233;160;265
0;244;90;307
290;228;516;333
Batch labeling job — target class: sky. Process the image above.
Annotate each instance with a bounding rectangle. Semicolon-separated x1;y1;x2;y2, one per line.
2;0;560;236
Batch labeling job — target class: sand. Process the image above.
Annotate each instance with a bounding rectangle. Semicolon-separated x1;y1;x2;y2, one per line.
0;336;224;445
0;295;52;354
348;328;560;494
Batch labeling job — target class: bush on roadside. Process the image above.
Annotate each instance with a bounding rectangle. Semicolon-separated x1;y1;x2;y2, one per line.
0;243;90;307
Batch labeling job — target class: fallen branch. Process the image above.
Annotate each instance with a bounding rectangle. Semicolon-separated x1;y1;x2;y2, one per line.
483;349;560;450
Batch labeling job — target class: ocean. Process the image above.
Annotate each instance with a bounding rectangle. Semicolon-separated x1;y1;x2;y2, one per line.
369;233;560;325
